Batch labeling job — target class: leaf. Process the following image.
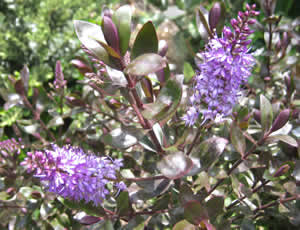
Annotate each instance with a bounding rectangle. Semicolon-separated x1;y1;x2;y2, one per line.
125;53;167;76
78;216;101;225
101;126;145;149
73;20;109;64
157;152;193;179
135;178;171;199
112;5;132;56
196;7;213;40
116;191;133;217
131;21;158;59
95;39;121;59
184;200;208;225
142;77;182;122
230;123;246;156
266;134;298;147
188;137;228;176
58;197;106;217
183;62;195;83
173;220;197;230
206;197;224;221
260;95;273;134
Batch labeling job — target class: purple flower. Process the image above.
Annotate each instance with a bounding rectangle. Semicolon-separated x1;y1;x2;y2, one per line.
0;138;23;156
183;4;259;126
21;145;125;206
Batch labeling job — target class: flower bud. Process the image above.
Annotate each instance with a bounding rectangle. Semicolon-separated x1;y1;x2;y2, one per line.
230;19;238;27
71;59;93;75
269;109;290;133
281;32;289;49
101;16;120;54
248;19;256;24
273;164;290;178
209;2;222;31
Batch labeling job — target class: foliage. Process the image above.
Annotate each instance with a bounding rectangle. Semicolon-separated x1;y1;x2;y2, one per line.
0;0;299;229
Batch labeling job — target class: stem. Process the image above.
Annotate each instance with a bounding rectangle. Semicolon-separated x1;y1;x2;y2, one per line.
186;128;202;156
253;194;299;215
226;180;270;210
266;23;273;77
120;59;164;155
124;175;167;182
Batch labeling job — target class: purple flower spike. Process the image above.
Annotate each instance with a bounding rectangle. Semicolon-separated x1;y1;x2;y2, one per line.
183;5;259;126
21;145;125;206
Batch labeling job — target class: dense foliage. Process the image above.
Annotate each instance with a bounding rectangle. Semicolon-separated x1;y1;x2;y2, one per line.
0;0;299;229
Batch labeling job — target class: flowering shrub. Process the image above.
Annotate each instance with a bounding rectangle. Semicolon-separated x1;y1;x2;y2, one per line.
0;1;299;229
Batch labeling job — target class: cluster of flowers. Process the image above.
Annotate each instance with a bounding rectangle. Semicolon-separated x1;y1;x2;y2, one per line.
21;144;126;206
183;4;259;126
0;138;23;156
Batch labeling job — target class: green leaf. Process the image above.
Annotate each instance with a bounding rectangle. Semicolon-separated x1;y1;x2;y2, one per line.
173;220;197;230
183;62;195;83
266;134;298;147
104;220;114;230
230;123;246;156
125;53;167;76
142;77;182;122
117;191;133;217
189;137;228;176
157;152;193;179
73;20;109;64
58;197;106;217
206;197;224;222
131;21;158;60
260;95;273;134
196;7;213;40
101;126;145;149
184;200;208;225
112;5;132;56
95;39;121;59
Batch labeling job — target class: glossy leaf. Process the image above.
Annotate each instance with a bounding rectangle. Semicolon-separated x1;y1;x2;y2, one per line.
112;5;132;55
230;123;246;156
260;95;273;134
131;21;158;59
184;200;208;225
125;53;166;76
157;152;193;179
95;39;121;59
74;20;109;64
173;220;197;230
117;191;133;217
101;126;145;149
142;77;182;122
266;134;298;147
196;7;213;40
189;137;228;176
